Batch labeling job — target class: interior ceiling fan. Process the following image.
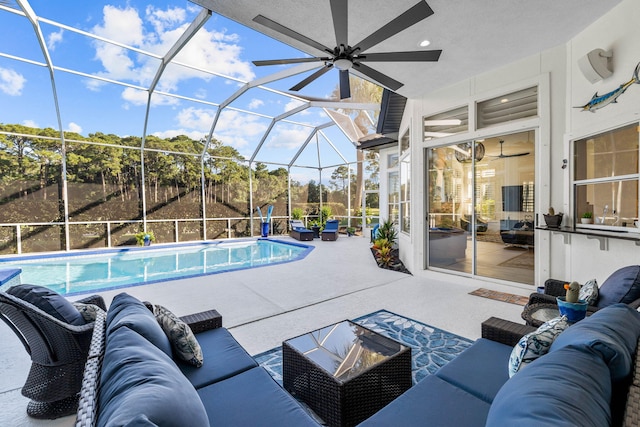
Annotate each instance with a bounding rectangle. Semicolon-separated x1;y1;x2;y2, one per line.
490;140;530;160
251;1;442;99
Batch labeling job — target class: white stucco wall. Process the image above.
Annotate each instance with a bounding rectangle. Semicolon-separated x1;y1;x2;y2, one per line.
396;0;640;285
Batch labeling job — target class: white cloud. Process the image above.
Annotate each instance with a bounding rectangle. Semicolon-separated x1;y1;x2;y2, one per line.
47;29;64;50
284;98;310;115
22;120;39;128
66;122;83;134
89;5;255;96
152;129;206;141
121;87;180;107
248;98;264;109
0;67;26;96
173;106;268;151
266;126;311;150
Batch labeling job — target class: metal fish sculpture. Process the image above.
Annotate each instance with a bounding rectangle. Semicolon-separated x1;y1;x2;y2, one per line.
578;62;640;112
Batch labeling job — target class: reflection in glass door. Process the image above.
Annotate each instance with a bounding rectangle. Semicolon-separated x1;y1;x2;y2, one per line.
426;131;535;284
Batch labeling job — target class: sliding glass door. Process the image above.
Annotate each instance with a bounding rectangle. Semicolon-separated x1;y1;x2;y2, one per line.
426;131;535;284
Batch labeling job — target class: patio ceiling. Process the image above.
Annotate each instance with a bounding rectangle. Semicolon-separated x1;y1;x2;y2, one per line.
191;0;622;99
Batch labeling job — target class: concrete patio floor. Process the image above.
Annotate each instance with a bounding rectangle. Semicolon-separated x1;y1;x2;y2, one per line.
0;235;532;426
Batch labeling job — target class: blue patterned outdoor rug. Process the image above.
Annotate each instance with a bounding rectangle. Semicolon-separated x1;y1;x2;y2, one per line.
254;310;473;385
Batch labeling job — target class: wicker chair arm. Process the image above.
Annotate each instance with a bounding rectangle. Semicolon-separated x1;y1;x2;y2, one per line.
75;310;106;427
544;279;568;296
75;295;107;311
527;292;557;307
481;317;535;347
180;309;222;334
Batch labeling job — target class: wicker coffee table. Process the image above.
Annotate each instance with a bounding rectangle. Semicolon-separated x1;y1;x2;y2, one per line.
282;320;411;427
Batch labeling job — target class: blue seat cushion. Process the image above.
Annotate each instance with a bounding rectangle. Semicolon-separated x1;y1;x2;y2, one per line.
597;265;640;308
550;303;640;381
105;293;172;357
435;338;511;403
7;284;85;326
486;346;612;427
197;366;319;426
179;327;258;389
358;374;490;427
98;325;209;427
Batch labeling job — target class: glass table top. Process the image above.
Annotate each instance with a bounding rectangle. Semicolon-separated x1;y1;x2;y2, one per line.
284;320;406;381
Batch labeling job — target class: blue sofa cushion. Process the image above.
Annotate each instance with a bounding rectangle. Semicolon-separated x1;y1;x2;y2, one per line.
550;303;640;381
597;265;640;308
105;293;172;357
197;366;319;426
486;346;612;427
358;374;491;427
435;338;512;403
179;327;258;389
7;284;85;326
98;325;209;427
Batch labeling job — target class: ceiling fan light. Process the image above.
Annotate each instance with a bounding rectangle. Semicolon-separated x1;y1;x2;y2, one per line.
419;39;431;47
334;58;353;70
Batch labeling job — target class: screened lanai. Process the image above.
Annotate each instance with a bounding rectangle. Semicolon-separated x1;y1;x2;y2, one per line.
0;0;386;254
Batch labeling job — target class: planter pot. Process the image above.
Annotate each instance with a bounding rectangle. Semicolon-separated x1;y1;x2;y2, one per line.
311;226;320;239
543;214;563;228
580;218;593;224
261;222;269;238
556;297;588;323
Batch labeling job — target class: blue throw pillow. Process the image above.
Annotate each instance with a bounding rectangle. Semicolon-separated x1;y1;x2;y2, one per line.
508;316;569;377
487;346;612;427
597;265;640;308
7;284;85;326
106;293;172;357
98;326;209;427
550;303;640;381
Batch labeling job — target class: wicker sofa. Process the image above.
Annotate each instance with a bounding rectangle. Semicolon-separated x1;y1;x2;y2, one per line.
75;293;318;426
360;304;640;427
76;293;640;427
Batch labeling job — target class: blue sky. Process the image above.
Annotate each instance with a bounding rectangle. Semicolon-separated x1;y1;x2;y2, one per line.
0;0;372;175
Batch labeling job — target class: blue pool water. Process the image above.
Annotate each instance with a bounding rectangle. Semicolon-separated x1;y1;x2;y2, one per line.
0;239;312;296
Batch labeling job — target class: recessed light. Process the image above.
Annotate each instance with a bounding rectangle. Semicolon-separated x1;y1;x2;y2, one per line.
419;39;431;47
500;98;509;103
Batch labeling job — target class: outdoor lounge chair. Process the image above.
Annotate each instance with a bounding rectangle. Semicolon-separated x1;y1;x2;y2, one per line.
321;219;340;241
289;220;314;241
0;286;106;419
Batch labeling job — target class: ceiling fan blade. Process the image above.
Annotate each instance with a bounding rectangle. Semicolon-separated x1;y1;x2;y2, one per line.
253;14;331;53
253;57;327;66
330;0;348;47
353;63;403;91
504;152;530;158
359;50;442;62
339;69;351;99
355;2;435;53
290;65;332;91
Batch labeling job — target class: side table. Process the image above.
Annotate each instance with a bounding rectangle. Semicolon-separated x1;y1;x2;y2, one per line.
521;303;592;327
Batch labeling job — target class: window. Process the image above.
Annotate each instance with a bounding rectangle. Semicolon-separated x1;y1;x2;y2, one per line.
400;154;410;233
477;87;538;129
423;106;468;141
388;170;399;224
573;123;639;230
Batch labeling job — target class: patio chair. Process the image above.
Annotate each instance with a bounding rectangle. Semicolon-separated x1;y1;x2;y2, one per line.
289;220;313;241
321;219;340;241
0;286;106;419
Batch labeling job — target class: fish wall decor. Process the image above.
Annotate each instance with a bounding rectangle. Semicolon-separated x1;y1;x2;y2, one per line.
578;62;640;112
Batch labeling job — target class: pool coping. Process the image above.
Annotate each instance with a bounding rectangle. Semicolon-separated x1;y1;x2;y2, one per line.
0;238;313;296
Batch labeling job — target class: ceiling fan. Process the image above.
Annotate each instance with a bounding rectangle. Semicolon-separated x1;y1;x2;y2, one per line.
490;140;530;160
454;142;485;163
251;1;442;99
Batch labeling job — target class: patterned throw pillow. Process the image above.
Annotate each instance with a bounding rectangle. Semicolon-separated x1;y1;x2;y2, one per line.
72;302;105;322
508;316;569;377
152;304;204;368
579;279;599;305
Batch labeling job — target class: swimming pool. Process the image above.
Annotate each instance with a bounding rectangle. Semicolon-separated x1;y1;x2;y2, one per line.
0;239;312;296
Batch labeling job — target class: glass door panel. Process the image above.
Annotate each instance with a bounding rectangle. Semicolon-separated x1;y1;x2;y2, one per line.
426;131;535;285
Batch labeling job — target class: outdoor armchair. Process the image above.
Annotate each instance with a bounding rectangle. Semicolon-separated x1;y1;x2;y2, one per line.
0;286;106;419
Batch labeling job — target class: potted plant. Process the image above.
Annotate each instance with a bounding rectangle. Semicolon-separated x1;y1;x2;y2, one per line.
581;212;593;224
135;230;155;246
346;226;356;236
543;207;563;228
